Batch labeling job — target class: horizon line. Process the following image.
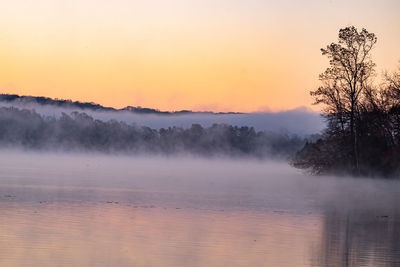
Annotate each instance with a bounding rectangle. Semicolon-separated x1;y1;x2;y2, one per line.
0;92;318;115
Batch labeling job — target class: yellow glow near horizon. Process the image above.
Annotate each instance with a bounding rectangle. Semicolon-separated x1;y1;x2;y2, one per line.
0;0;399;112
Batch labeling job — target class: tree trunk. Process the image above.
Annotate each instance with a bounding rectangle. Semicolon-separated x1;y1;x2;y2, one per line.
350;99;359;175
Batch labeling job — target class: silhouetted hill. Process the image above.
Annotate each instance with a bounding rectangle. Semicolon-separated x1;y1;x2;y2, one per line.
0;94;240;115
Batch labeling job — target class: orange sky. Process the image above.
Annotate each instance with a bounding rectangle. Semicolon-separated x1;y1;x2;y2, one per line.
0;0;399;112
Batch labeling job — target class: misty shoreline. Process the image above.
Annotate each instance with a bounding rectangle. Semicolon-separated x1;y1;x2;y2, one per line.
0;106;307;159
0;93;324;135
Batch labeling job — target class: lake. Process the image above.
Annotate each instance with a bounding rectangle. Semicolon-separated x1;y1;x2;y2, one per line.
0;151;399;266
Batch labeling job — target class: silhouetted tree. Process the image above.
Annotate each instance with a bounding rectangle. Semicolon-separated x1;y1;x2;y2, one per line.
293;26;400;176
310;26;377;173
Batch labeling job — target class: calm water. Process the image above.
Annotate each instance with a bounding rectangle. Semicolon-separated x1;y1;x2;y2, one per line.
0;152;399;267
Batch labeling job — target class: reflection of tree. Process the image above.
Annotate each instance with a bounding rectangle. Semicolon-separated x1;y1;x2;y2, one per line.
314;210;400;267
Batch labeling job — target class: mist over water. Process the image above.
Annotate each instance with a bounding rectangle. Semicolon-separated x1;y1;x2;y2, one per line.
0;101;324;135
0;151;399;266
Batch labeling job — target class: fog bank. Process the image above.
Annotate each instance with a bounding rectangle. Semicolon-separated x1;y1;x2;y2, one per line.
0;101;324;135
0;107;306;158
1;151;399;214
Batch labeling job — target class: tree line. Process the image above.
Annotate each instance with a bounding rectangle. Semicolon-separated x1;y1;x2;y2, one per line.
293;26;400;177
0;107;304;158
0;94;239;115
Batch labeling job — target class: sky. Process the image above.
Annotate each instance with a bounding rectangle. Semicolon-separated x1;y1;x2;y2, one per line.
0;0;399;112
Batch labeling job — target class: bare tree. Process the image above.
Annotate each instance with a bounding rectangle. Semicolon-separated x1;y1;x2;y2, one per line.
385;63;400;104
384;63;400;140
310;26;377;173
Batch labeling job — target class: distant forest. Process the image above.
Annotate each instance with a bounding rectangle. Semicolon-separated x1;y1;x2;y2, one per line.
0;94;239;115
0;107;304;158
293;26;400;177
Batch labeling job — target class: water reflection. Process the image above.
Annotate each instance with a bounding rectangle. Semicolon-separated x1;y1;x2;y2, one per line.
0;153;400;266
1;197;399;266
316;210;400;267
0;202;321;267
